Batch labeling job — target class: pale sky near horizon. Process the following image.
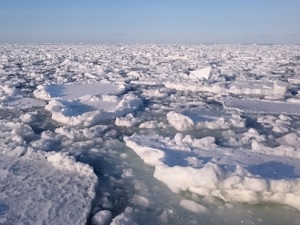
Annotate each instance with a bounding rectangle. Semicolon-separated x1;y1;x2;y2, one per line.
0;0;299;44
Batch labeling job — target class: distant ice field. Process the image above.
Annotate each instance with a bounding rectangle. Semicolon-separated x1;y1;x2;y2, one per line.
0;44;300;225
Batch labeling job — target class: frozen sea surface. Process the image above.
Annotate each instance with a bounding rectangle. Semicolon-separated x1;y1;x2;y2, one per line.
0;44;300;225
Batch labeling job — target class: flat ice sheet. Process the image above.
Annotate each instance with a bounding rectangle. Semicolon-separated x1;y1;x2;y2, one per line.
34;83;142;126
227;81;274;96
44;83;125;100
0;150;97;225
223;98;300;115
4;97;46;109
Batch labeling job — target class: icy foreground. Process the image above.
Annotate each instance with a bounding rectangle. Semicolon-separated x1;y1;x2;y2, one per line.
0;129;97;224
124;134;300;210
1;44;300;225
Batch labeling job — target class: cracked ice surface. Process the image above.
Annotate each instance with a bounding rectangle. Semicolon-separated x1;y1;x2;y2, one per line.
1;44;300;225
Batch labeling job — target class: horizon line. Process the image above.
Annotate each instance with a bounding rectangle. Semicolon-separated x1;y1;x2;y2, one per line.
1;42;299;46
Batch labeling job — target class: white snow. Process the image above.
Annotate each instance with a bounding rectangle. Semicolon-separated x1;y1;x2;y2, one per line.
273;80;289;96
1;44;300;225
180;199;208;213
110;207;137;225
131;194;150;207
223;98;300;115
189;67;212;80
4;97;46;109
165;82;222;94
34;83;143;127
167;111;195;131
115;113;141;128
167;109;245;131
92;210;112;225
34;82;125;101
0;149;97;225
125;134;300;211
0;85;46;109
227;80;274;96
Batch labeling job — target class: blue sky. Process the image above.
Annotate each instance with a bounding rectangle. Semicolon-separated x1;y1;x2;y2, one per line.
0;0;299;44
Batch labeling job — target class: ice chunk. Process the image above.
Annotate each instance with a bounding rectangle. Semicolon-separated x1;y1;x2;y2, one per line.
131;194;150;207
92;210;112;225
0;84;46;109
34;82;143;127
223;98;300;115
226;80;289;97
167;111;194;131
20;112;35;123
276;132;300;146
165;82;222;94
251;140;300;158
139;120;165;129
125;134;300;211
115;113;141;127
124;136;165;166
47;152;96;176
34;82;125;101
167;110;245;131
227;81;274;96
110;207;137;225
180;199;208;213
273;80;289;96
4;97;46;109
122;168;134;177
43;93;142;127
190;67;212;80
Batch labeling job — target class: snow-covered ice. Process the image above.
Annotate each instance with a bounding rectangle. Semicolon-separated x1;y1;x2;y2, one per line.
1;44;300;225
0;147;97;225
34;82;125;101
167;109;245;131
34;82;143;127
180;199;208;213
124;134;300;211
224;98;300;115
189;66;212;80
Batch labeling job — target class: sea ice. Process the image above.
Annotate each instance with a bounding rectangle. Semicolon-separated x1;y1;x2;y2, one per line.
34;82;126;101
34;83;143;126
0;149;97;225
165;82;222;94
189;67;212;80
0;84;46;109
4;97;46;109
179;199;208;213
110;207;137;225
1;43;300;225
223;98;300;115
92;210;112;225
167;109;245;131
125;134;300;211
131;194;150;207
227;80;274;96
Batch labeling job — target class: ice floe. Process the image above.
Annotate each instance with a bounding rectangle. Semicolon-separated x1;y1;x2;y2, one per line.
1;44;300;225
189;67;212;80
167;109;245;131
125;134;300;211
92;210;112;225
0;148;97;225
0;85;46;109
34;82;126;101
34;83;143;126
223;98;300;115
